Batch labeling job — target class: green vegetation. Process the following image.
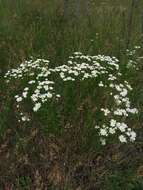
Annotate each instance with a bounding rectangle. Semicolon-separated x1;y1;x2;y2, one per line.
0;0;143;189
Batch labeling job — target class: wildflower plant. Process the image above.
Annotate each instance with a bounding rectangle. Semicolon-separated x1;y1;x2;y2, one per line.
126;45;142;70
4;52;138;145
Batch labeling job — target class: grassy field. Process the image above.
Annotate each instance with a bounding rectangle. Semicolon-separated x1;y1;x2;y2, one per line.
0;0;143;189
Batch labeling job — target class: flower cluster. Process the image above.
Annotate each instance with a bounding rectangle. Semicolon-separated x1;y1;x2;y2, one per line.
4;52;138;145
126;46;142;70
5;58;59;121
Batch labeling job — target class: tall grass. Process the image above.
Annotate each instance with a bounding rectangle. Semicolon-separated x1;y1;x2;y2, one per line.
0;0;142;73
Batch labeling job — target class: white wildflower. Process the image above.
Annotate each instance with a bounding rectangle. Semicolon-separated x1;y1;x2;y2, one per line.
33;103;41;112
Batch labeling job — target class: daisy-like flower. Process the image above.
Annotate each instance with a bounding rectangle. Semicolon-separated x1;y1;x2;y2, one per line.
119;135;127;143
16;97;23;102
100;128;108;136
33;103;41;112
